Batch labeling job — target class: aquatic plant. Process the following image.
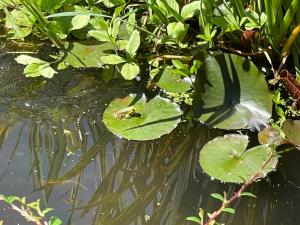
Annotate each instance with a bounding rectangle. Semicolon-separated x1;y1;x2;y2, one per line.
0;194;61;225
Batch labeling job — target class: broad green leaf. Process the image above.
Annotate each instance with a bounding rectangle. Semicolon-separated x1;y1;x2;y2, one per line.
4;7;34;39
116;40;128;50
121;62;140;80
103;94;181;140
111;18;121;39
88;30;110;42
282;120;300;146
258;126;283;145
157;0;182;21
194;54;272;130
126;13;136;35
186;217;201;224
152;67;192;93
172;60;186;70
15;55;46;65
199;134;277;183
222;208;235;214
24;63;57;78
62;41;115;68
211;193;224;202
125;30;140;57
100;54;125;65
70;15;90;31
167;22;188;42
181;1;201;19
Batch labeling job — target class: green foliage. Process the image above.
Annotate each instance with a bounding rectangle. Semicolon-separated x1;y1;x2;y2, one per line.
15;55;57;78
0;194;62;225
103;94;181;140
195;53;272;130
199;134;277;183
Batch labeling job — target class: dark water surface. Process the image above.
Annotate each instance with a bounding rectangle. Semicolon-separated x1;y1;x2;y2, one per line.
0;52;300;225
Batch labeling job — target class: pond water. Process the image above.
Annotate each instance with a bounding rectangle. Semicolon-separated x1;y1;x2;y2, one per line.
0;51;300;225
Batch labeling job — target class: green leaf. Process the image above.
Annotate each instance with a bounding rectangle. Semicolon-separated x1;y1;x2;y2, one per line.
210;193;224;202
181;1;201;19
111;18;120;39
199;134;277;183
222;208;235;214
167;22;188;42
62;41;114;68
15;55;45;65
125;30;140;57
4;7;34;39
100;54;125;65
240;192;257;198
186;217;201;224
172;60;186;70
126;12;136;35
152;67;192;93
190;60;202;74
23;63;57;78
282;120;300;145
48;216;62;225
103;94;181;140
121;62;140;80
88;30;110;42
194;54;272;130
70;15;90;31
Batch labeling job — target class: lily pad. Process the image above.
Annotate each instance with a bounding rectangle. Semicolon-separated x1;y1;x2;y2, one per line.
103;94;181;140
199;134;277;183
152;67;192;93
282;120;300;146
62;41;114;68
194;54;272;130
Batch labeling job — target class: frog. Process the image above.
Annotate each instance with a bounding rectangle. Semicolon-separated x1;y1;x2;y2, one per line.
113;106;141;120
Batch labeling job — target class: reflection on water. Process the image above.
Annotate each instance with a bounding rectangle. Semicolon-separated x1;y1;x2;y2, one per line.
0;53;300;225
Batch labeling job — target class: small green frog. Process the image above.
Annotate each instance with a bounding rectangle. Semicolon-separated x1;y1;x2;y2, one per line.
113;106;141;120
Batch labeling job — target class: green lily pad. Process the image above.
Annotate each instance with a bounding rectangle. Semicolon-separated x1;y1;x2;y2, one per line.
61;41;114;68
103;94;181;140
194;54;272;130
152;67;192;93
199;134;277;183
282;120;300;146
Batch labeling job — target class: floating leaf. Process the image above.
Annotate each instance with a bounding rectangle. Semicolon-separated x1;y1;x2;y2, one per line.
125;30;140;57
88;30;110;42
62;41;114;68
15;55;57;78
152;67;192;93
103;94;181;140
194;54;272;130
199;134;277;183
100;54;125;65
121;62;140;80
282;120;300;146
